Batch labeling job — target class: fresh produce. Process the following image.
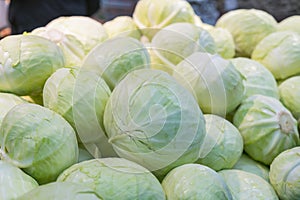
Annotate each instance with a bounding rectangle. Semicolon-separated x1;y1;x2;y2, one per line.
233;95;299;165
104;69;206;179
196;114;243;171
173;52;244;116
57;158;166;200
162;164;233;200
219;169;278;200
0;103;78;184
252;31;300;80
270;147;300;200
232;153;270;182
17;182;102;200
278;15;300;34
231;57;279;100
0;34;64;96
216;9;277;57
0;161;38;200
133;0;195;40
278;76;300;122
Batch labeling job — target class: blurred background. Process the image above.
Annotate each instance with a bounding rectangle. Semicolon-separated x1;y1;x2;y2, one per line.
1;0;300;38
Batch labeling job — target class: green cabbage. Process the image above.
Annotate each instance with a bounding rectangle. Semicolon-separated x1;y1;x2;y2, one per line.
103;69;206;179
216;9;277;57
252;31;300;80
196;114;243;171
162;164;233;200
231;57;279;100
173;52;244;116
233;95;299;165
57;158;166;200
278;15;300;34
270;147;300;200
0;103;78;184
0;34;64;96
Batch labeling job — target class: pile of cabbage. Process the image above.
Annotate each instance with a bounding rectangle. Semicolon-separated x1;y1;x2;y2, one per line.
0;0;300;199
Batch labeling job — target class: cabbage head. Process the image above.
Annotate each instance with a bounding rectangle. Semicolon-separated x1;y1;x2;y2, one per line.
57;158;166;200
231;57;279;100
173;52;244;116
162;164;233;200
233;95;299;165
82;36;150;90
0;34;64;96
150;23;216;74
278;15;300;34
133;0;195;40
103;16;141;40
104;69;206;179
196;114;243;171
46;16;108;53
0;103;78;184
232;153;270;182
0;160;38;200
278;76;300;121
270;147;300;200
219;169;278;200
252;31;300;80
216;9;277;57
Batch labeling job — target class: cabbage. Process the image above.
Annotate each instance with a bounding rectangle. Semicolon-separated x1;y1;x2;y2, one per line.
46;16;108;53
219;169;278;200
103;16;142;40
162;164;233;200
150;23;216;74
17;182;102;200
252;31;300;80
0;161;38;200
57;158;166;200
31;27;85;68
0;103;78;184
270;147;300;200
216;9;277;57
278;76;300;121
278;15;300;34
43;67;116;158
233;95;299;165
103;69;206;179
81;36;150;90
232;153;270;182
133;0;195;40
0;34;64;96
173;52;244;116
231;57;279;100
196;114;243;171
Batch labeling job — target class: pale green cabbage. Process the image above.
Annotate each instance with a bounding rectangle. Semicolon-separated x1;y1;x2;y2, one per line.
0;34;64;96
17;182;102;200
133;0;195;40
103;16;141;39
196;114;243;171
278;15;300;34
231;57;279;100
103;69;206;179
219;169;278;200
150;22;216;74
252;31;300;80
279;76;300;121
270;147;300;200
233;95;299;165
0;160;38;200
46;16;108;53
173;52;244;116
57;158;166;200
216;9;277;57
81;36;150;90
0;103;78;184
162;164;233;200
233;153;270;182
